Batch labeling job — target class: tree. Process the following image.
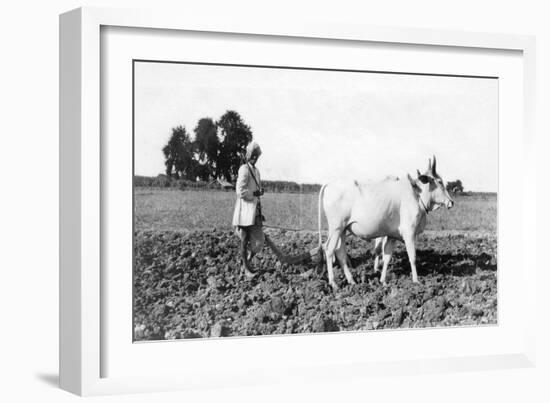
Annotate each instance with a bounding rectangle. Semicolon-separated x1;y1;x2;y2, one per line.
216;110;253;181
446;179;464;193
162;126;194;179
193;118;219;180
186;159;211;182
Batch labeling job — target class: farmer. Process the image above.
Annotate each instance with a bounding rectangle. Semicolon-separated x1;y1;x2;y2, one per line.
232;141;266;278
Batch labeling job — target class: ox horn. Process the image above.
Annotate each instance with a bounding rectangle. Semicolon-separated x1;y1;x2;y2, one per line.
432;155;437;175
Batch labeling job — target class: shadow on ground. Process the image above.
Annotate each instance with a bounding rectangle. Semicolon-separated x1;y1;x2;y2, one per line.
35;373;59;388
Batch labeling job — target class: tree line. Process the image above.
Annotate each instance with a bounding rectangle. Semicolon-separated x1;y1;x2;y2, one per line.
162;110;252;182
134;175;324;194
161;109;467;192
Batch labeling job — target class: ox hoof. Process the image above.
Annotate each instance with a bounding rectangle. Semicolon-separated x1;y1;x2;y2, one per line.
348;279;357;286
329;282;339;292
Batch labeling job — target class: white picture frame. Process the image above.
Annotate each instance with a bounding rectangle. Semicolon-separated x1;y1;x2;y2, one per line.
59;6;537;396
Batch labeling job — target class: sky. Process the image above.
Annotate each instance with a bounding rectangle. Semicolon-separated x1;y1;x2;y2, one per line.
134;61;498;192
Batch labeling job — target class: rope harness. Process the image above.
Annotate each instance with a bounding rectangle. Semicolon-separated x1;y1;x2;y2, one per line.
418;196;430;215
246;164;319;233
263;224;318;232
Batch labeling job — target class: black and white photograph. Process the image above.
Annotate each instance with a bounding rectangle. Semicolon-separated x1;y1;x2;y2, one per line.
132;61;498;341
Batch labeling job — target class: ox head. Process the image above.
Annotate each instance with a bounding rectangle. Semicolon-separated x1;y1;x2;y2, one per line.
410;156;454;211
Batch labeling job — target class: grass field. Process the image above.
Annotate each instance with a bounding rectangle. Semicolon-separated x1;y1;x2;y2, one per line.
135;188;497;233
133;187;497;340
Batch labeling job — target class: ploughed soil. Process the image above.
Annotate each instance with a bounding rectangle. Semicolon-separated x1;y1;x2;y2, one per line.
133;229;497;340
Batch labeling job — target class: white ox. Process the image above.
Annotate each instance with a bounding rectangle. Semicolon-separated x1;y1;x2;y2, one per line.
317;156;454;290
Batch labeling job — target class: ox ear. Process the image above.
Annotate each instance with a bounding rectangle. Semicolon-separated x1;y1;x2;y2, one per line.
432;155;437;176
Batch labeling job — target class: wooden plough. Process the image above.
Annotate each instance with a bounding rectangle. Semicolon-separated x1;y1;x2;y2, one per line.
263;233;323;266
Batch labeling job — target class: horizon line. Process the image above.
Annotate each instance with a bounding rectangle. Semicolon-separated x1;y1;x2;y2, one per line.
133;173;496;193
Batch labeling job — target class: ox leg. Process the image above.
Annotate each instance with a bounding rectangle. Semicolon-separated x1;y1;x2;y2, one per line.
373;237;383;273
335;233;356;286
379;238;395;285
373;256;380;273
403;233;419;283
324;230;342;291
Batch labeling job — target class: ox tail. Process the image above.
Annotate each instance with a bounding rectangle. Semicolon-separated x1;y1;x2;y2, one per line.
318;183;328;250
